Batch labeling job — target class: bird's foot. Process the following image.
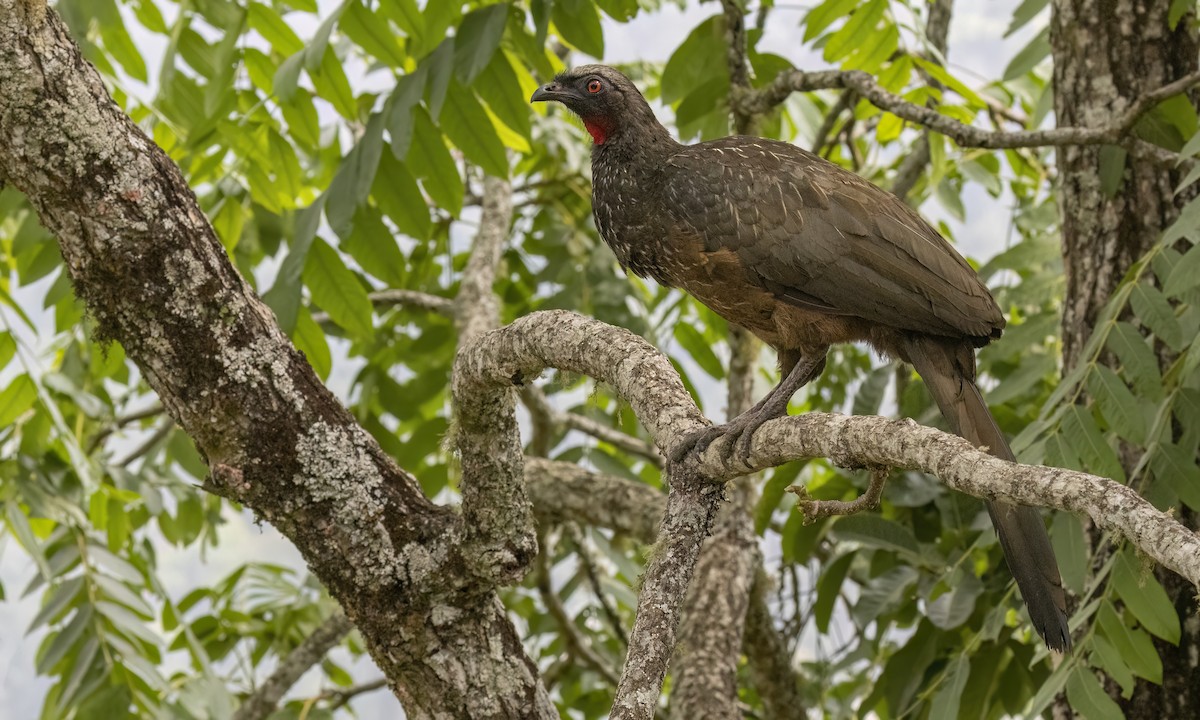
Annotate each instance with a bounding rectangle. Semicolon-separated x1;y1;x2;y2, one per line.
668;409;775;467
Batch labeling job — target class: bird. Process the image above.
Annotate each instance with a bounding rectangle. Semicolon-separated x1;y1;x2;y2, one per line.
531;64;1070;651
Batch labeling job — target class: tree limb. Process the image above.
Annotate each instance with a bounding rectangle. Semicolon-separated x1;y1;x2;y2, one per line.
459;310;1200;590
232;613;354;720
741;66;1200;167
0;7;553;716
521;384;663;465
312;289;453;326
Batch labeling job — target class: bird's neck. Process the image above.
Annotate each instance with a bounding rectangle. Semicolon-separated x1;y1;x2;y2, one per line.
589;111;678;168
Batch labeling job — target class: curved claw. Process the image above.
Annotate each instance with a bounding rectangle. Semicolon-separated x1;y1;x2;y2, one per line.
668;424;728;464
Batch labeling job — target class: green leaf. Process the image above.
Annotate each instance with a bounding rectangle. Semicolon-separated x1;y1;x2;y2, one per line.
249;2;303;55
1112;549;1180;643
832;515;919;558
823;0;886;64
344;207;406;287
1130;282;1183;350
326;112;386;237
342;0;407;67
1090;634;1136;697
29;576;85;632
552;0;604;58
37;606;92;674
1087;365;1146;444
0;332;14;370
1003;26;1050;81
661;16;727;104
474;51;533;141
0;375;37;426
440;81;508;177
263;197;325;333
88;545;143;585
453;3;508;84
386;66;427;160
273;50;306;102
851;365;891;416
1097;600;1162;683
926;568;983;630
804;0;858;42
294;309;332;380
1098;145;1127;196
304;238;375;340
1152;441;1200;510
853;566;918;624
1061;405;1125;483
408;106;463;215
373;149;432;240
1051;511;1087;595
1107;321;1163;400
673;322;724;379
312;46;358;121
424;38;455;119
1163;241;1200;297
380;0;424;42
1066;665;1124;720
814;552;853;632
929;656;969;720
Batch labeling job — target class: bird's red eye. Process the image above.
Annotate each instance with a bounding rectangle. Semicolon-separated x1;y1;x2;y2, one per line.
587;79;602;93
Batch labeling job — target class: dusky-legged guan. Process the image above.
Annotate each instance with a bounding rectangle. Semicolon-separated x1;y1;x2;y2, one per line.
531;65;1070;651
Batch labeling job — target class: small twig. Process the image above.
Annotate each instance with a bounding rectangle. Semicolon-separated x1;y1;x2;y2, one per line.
88;402;164;452
566;524;628;646
811;90;855;155
322;677;388;710
790;466;889;523
535;531;622;686
232;612;354;720
114;420;174;467
520;385;662;466
312;289;453;327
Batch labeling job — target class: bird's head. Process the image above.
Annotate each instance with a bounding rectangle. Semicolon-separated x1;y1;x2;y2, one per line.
530;64;663;146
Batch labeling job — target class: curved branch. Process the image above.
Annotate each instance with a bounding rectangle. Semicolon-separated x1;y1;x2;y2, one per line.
233;613;354;720
461;310;1200;588
742;67;1200;167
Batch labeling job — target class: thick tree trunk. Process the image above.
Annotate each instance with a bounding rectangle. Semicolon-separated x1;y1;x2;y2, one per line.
0;5;554;717
1051;1;1200;715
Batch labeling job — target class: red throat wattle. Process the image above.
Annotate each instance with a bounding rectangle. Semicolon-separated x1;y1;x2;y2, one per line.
583;118;609;145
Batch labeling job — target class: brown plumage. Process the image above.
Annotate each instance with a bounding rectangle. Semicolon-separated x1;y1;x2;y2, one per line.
532;64;1070;651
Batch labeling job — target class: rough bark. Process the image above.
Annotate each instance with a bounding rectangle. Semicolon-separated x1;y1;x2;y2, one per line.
456;311;1200;616
0;5;553;717
1051;1;1200;716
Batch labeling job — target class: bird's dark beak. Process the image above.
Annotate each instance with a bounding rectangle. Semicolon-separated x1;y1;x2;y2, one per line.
531;82;571;103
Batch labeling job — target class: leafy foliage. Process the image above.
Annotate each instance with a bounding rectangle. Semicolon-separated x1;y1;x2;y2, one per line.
1;0;1197;718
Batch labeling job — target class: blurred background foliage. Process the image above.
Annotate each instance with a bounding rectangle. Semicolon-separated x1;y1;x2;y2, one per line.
0;0;1197;717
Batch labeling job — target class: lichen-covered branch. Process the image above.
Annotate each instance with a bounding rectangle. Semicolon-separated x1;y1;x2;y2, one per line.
741;65;1200;168
611;466;725;720
460;310;1200;589
0;6;552;717
312;288;453;326
233;613;354;720
742;571;805;720
525;457;664;542
456;175;513;343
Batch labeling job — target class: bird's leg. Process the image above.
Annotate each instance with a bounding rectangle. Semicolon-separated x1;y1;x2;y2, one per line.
670;350;827;466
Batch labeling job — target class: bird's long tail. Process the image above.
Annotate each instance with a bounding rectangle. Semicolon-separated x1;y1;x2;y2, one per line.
903;336;1071;651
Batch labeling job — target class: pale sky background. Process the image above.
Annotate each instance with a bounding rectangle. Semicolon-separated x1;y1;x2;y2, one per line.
0;1;1048;717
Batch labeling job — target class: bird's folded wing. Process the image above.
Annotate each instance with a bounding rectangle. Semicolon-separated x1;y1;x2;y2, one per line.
663;139;1004;343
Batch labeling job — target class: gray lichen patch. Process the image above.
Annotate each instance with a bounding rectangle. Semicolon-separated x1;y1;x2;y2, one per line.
293;421;400;590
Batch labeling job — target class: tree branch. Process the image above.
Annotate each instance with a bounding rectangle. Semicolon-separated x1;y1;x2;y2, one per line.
521;384;662;465
0;7;553;716
232;613;354;720
311;288;453;326
741;66;1200;167
792;467;888;522
459;310;1200;590
456;175;513;343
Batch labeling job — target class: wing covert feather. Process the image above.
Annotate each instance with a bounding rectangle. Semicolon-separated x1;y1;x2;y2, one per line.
662;136;1004;341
